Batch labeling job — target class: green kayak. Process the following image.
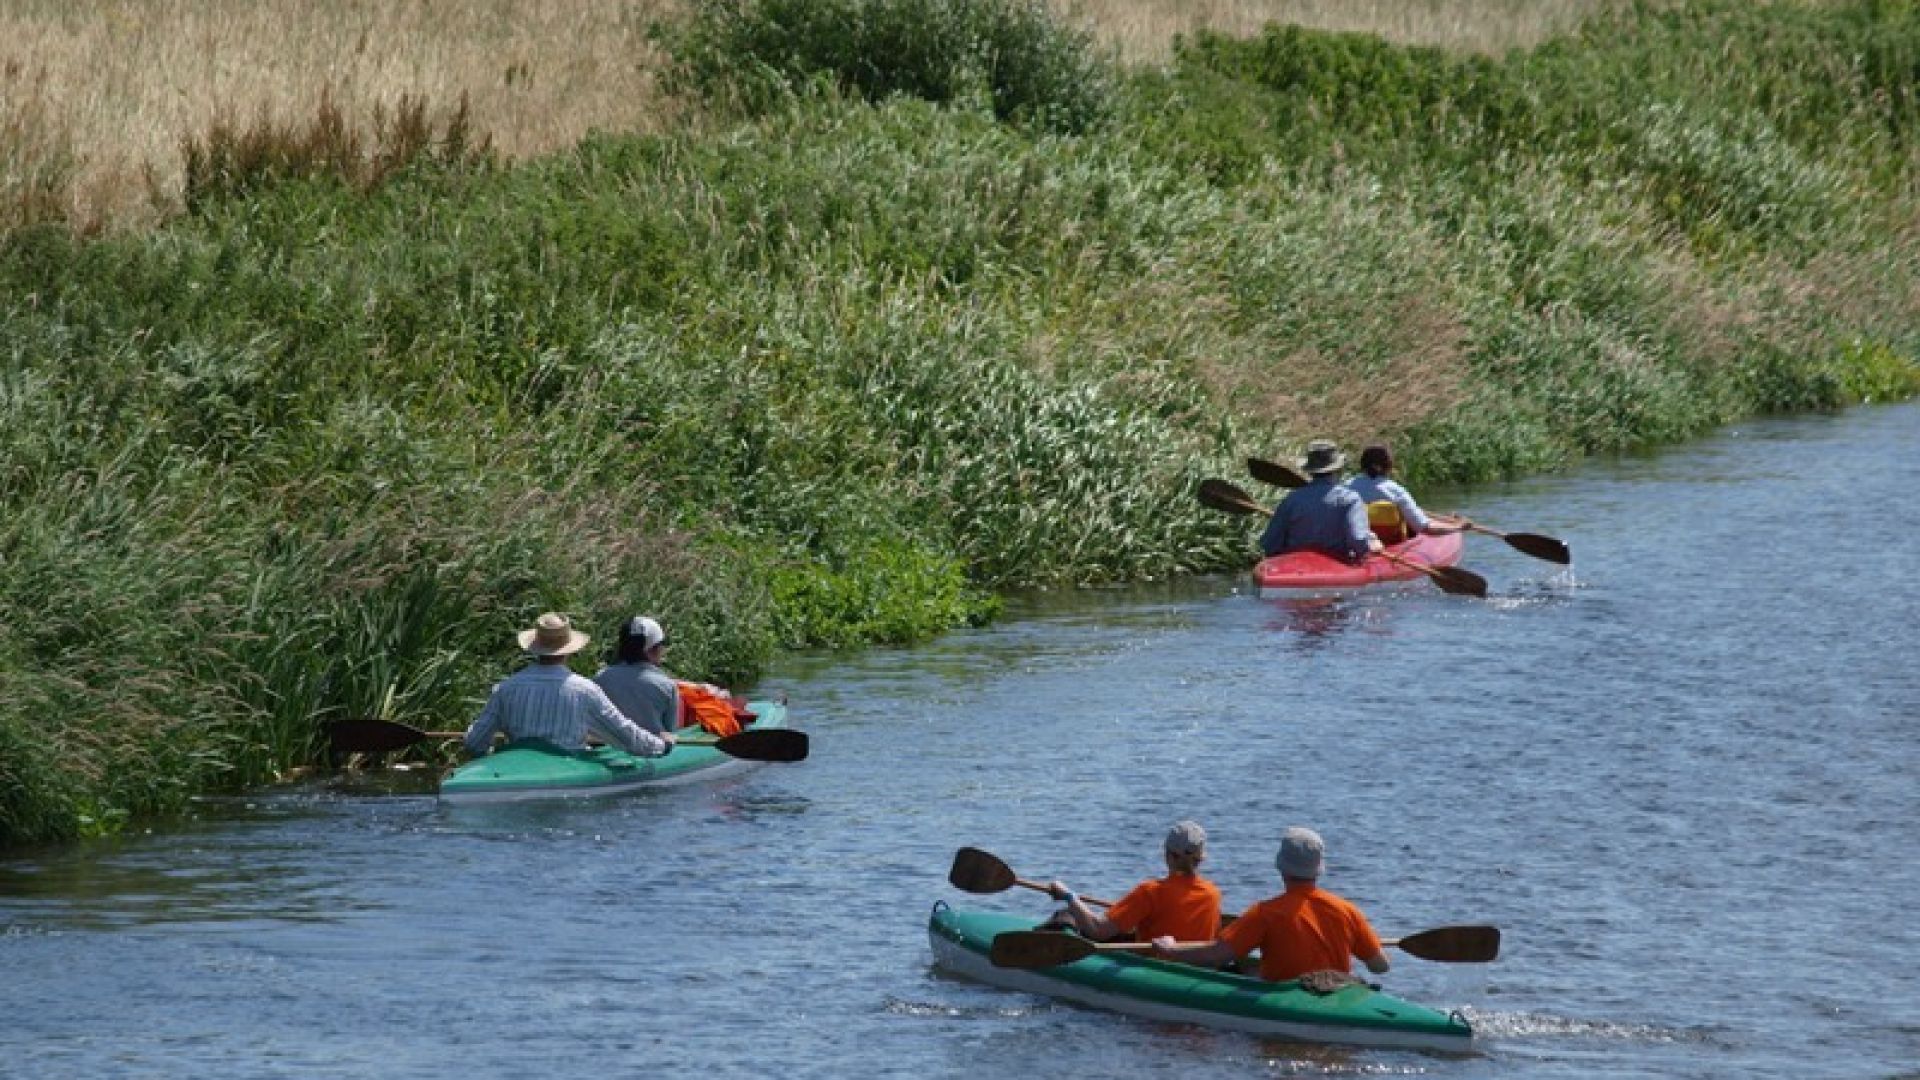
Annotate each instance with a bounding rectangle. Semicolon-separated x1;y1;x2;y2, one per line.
439;699;789;804
928;904;1473;1053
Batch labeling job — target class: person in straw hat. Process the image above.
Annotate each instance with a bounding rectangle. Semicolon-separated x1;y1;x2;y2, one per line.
1150;826;1390;983
1039;820;1222;948
1259;439;1384;563
462;612;675;758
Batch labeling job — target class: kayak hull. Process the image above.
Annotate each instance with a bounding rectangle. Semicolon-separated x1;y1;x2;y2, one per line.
928;905;1472;1053
1254;532;1464;595
438;699;788;804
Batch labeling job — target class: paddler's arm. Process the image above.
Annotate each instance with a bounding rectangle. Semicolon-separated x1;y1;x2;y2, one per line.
1150;935;1237;969
1354;917;1390;974
1045;882;1117;940
462;689;505;756
1258;501;1289;557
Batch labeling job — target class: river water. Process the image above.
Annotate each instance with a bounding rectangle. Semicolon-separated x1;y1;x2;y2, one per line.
3;404;1916;1079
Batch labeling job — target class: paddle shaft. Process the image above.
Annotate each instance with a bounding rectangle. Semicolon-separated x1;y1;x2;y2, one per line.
993;924;1496;969
1377;549;1454;585
1077;934;1464;955
1012;876;1115;909
1075;928;1498;964
394;730;736;749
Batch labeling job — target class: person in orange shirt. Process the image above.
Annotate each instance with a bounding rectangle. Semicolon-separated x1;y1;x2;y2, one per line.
1041;821;1221;945
1150;826;1390;982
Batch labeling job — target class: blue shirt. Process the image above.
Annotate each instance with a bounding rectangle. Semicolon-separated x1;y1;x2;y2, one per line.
1344;474;1431;533
1260;477;1371;560
593;662;681;735
463;664;670;757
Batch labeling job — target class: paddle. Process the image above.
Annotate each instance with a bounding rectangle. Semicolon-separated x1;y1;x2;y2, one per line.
1248;456;1570;565
1246;455;1310;489
990;931;1200;970
324;717;808;762
989;924;1500;970
1197;476;1277;518
1196;478;1489;598
1434;516;1572;566
1375;549;1489;598
947;847;1117;909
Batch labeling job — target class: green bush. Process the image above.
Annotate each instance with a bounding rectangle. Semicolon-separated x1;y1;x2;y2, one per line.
658;0;1112;132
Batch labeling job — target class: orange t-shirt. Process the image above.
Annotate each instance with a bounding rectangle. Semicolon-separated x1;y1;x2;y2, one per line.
1218;882;1382;982
1103;873;1221;943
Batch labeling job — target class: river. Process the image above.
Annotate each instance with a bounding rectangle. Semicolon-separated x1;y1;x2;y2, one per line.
3;403;1916;1079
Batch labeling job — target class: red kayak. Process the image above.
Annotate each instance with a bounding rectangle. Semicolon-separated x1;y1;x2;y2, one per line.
1254;532;1464;594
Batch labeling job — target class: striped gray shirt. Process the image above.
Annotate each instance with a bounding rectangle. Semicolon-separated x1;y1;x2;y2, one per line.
463;664;669;757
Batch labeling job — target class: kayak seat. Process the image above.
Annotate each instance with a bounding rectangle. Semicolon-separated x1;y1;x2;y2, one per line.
1366;501;1410;546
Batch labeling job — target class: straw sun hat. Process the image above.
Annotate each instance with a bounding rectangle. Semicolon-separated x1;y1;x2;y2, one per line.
517;612;590;657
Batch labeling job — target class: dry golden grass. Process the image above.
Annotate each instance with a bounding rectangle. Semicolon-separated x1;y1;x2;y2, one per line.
1;0;1607;231
0;0;683;230
1055;0;1614;64
1197;290;1475;448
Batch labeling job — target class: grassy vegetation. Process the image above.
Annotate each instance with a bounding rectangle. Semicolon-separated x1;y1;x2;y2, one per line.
4;0;1918;847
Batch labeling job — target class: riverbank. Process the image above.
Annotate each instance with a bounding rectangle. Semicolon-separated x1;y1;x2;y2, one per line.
4;0;1917;847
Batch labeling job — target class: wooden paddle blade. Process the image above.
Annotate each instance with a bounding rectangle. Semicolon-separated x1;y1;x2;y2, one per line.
1246;456;1308;489
1391;925;1500;963
1503;532;1571;565
711;727;809;762
325;717;433;753
948;847;1018;894
1197;478;1266;517
1429;565;1490;598
989;931;1098;970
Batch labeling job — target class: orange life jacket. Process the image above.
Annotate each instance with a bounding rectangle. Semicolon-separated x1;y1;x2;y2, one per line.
676;682;751;737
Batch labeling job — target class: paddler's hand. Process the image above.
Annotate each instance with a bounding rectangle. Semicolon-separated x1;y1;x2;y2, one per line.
1366;534;1385;554
1045;881;1075;903
1149;935;1177;957
658;731;677;755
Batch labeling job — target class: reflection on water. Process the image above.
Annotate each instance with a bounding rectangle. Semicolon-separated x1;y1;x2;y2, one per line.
1263;595;1357;645
0;813;373;929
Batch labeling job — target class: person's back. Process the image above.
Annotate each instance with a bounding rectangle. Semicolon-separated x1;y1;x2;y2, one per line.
1223;880;1381;982
1260;477;1370;561
594;662;679;734
1106;871;1221;943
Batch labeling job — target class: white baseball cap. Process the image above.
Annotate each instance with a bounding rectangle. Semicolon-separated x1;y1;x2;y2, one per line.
625;616;667;650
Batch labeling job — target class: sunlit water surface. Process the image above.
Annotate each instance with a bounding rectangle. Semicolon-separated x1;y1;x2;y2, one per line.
4;404;1917;1078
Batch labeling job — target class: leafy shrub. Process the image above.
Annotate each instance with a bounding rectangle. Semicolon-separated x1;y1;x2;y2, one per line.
658;0;1111;132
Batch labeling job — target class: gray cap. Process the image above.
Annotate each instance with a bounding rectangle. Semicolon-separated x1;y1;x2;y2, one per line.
1164;820;1207;856
1276;827;1324;879
1300;440;1347;475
